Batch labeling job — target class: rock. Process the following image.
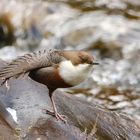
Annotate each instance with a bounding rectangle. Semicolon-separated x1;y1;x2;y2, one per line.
0;114;17;140
25;119;95;140
0;13;15;46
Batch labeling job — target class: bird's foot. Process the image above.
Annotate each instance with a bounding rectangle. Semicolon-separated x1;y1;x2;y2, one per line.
43;109;67;123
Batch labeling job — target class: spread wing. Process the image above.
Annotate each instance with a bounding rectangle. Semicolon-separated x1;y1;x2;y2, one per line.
0;49;62;84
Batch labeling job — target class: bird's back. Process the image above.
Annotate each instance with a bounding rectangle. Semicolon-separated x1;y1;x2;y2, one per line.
0;49;62;84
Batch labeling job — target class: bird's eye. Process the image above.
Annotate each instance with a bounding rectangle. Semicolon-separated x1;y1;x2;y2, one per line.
80;56;88;63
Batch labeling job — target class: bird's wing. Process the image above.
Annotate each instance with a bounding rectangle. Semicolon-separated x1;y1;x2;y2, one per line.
0;49;62;83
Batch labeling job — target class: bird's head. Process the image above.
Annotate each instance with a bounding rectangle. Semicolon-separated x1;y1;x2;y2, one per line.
61;50;99;66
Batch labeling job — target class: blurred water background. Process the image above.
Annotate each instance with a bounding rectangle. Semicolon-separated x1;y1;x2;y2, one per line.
0;0;140;121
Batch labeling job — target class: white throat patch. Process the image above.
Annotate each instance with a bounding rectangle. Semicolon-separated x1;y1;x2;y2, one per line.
59;60;93;86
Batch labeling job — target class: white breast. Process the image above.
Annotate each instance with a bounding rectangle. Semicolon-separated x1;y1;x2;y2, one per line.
59;60;93;86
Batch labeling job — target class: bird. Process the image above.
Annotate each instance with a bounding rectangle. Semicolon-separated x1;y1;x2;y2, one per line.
0;49;99;122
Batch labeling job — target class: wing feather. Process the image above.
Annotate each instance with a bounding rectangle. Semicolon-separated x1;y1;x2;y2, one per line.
0;49;62;83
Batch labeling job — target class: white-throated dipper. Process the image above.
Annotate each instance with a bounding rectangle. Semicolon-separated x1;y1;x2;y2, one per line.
0;49;98;122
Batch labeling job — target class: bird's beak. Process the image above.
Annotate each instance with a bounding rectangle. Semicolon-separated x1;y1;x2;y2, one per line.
92;62;99;65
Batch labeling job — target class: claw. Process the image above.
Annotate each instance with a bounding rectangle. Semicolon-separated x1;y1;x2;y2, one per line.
43;93;68;123
43;109;67;123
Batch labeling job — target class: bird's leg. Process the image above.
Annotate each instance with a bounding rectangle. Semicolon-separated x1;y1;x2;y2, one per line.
45;94;67;123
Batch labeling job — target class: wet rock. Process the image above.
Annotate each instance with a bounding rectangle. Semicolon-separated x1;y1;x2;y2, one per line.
0;60;18;139
25;119;95;140
0;46;27;61
0;12;15;46
0;114;17;140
